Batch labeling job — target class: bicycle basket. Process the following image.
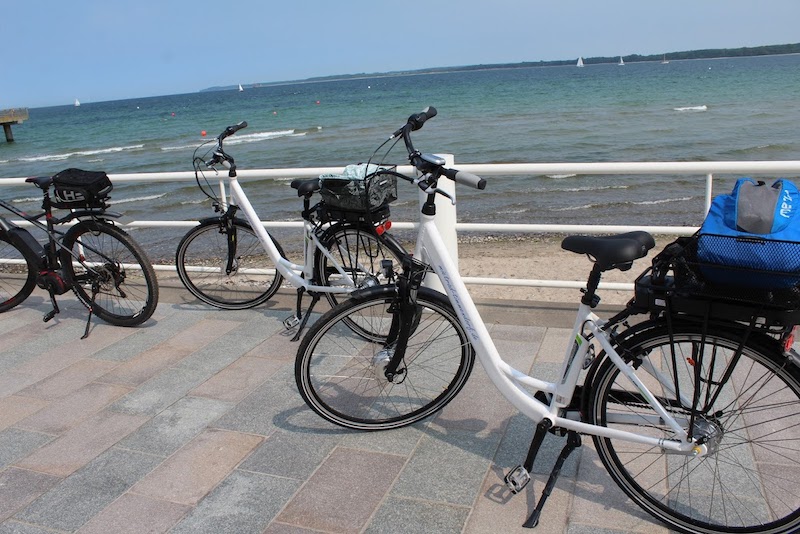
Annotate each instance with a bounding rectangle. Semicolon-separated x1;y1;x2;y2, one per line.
632;235;800;328
51;168;113;209
319;163;397;212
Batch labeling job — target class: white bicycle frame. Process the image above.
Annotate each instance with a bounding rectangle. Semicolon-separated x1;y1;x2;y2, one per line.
413;203;705;456
214;174;364;294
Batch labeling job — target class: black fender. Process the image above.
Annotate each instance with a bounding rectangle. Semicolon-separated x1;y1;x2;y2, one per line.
347;283;450;306
55;210;122;224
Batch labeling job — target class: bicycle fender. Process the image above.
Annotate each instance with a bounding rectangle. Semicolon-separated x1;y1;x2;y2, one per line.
58;210;122;224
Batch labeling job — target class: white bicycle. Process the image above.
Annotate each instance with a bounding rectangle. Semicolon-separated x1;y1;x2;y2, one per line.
175;122;406;336
295;108;800;533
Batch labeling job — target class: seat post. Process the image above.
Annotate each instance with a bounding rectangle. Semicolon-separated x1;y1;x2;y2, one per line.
582;264;603;307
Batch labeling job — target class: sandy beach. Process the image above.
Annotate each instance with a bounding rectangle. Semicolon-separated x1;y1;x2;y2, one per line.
456;234;678;306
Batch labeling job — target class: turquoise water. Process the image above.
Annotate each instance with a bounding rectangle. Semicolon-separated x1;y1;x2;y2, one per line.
2;54;800;258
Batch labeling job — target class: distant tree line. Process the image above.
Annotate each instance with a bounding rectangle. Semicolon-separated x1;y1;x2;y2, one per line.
203;43;800;92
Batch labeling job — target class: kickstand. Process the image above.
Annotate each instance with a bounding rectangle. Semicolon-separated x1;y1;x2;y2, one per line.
81;285;99;340
523;431;582;528
290;293;321;341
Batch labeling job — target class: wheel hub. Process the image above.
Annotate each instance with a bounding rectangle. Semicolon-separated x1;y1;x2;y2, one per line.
691;415;724;454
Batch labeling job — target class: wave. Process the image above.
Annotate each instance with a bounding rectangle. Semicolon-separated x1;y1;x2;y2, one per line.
553;196;693;212
225;129;298;145
673;105;708;112
11;197;41;204
113;193;166;204
546;174;578;179
19;144;144;163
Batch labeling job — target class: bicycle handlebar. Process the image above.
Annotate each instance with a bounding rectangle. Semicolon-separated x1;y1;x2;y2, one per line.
392;106;487;191
218;121;247;141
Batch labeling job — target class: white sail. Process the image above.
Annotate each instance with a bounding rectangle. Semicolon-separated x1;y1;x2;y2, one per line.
577;57;584;67
238;84;244;92
74;99;80;107
618;56;625;66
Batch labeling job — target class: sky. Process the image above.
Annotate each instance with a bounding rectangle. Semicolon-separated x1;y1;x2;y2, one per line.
3;0;799;109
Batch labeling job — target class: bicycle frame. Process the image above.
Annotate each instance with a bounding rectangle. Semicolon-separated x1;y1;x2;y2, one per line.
218;175;361;294
413;207;703;455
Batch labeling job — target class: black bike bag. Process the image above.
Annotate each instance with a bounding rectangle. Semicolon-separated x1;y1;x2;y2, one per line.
51;168;113;209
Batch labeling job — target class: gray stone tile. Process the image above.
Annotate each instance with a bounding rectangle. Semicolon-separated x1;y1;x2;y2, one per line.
170;470;300;534
365;496;470;534
90;306;197;362
212;379;323;436
339;425;424;456
0;468;61;522
109;367;212;416
117;396;233;456
0;520;57;534
172;324;265;375
0;429;53;469
239;429;341;479
14;447;162;532
391;430;502;506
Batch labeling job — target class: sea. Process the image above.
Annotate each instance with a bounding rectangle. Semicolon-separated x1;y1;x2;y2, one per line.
3;54;800;260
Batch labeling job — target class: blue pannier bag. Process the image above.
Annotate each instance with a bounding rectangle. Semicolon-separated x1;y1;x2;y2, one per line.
697;177;800;288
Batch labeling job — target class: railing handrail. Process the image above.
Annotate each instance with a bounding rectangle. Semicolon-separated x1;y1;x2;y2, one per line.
4;159;800;292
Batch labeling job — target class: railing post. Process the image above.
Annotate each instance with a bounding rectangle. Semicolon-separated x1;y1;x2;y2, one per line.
705;173;714;214
420;154;458;291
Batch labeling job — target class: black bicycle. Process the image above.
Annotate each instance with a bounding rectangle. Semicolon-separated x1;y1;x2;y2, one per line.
0;169;159;337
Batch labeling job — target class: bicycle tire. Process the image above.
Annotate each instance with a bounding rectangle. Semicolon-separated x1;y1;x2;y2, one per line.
61;220;158;326
585;320;800;534
295;285;475;430
315;223;407;309
175;218;285;310
0;233;38;313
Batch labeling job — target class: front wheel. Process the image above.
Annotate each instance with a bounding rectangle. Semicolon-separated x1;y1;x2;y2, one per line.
295;286;474;430
586;321;800;534
175;218;284;310
61;220;158;326
0;232;38;313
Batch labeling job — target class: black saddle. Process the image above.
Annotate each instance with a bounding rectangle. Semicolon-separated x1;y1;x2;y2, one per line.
290;178;321;198
25;176;54;189
561;231;655;271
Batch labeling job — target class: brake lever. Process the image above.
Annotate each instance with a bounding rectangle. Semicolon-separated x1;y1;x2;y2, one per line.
413;175;456;205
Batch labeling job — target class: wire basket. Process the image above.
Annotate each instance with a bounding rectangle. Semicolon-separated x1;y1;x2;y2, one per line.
319;163;397;213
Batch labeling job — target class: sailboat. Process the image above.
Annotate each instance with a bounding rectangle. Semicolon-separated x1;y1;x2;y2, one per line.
618;56;625;66
74;98;80;107
576;57;584;68
238;84;244;92
661;54;670;64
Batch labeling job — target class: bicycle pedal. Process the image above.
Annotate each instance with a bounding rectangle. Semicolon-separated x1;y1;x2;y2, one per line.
283;315;301;330
504;465;531;494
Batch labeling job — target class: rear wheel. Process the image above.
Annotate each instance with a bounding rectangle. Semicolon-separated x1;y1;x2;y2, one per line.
586;321;800;534
176;218;284;309
0;233;37;313
315;224;406;308
295;287;474;430
61;220;158;326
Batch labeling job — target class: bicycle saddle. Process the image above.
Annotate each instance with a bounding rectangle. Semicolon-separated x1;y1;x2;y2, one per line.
561;231;655;271
26;176;54;189
290;178;321;198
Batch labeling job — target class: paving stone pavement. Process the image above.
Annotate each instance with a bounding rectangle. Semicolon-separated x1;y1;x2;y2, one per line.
0;282;676;534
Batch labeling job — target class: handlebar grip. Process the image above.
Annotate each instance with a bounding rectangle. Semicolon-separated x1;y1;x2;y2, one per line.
407;106;437;131
443;168;487;190
219;121;248;140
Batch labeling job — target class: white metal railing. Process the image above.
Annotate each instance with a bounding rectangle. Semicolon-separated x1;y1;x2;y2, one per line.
4;160;800;292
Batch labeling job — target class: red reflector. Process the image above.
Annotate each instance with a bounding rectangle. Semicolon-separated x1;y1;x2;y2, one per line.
384;220;392;231
375;224;385;235
783;326;798;353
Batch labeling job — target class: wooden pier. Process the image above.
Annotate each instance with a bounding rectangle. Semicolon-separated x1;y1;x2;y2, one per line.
0;108;28;142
